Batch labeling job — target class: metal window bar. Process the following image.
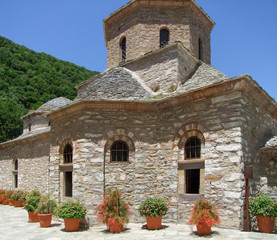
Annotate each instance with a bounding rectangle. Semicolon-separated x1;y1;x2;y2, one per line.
160;29;169;48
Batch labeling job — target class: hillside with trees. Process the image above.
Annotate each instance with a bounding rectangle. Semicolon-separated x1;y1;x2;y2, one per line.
0;36;99;143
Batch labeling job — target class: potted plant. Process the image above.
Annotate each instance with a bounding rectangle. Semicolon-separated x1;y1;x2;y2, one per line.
5;190;14;206
95;188;129;233
0;190;5;204
188;199;220;236
249;194;277;233
36;194;57;228
57;201;87;232
11;190;24;207
25;189;41;222
138;197;168;230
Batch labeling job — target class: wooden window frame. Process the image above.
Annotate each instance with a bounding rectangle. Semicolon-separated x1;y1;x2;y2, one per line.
185;137;201;160
63;144;73;163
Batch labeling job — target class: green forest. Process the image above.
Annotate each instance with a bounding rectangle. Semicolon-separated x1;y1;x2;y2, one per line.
0;36;99;143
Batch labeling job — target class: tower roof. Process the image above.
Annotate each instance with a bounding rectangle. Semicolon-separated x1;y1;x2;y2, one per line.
103;0;214;46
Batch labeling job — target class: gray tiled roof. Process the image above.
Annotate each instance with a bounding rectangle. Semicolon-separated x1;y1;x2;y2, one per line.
265;136;277;148
36;97;72;112
181;63;228;92
75;67;152;101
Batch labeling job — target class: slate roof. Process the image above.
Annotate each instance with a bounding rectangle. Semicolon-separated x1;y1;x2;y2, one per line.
180;63;228;92
264;136;277;148
75;67;152;101
36;97;72;112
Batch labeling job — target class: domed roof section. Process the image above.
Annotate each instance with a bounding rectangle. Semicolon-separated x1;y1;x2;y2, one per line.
36;97;72;112
180;63;228;92
75;67;152;101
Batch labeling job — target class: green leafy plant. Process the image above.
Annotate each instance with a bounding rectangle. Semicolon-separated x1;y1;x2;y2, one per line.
24;189;41;212
11;190;24;201
188;200;220;227
139;197;168;217
36;194;57;214
57;201;86;219
4;190;14;200
95;188;129;225
249;194;277;217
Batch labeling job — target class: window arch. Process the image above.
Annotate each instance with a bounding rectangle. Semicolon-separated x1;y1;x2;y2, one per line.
120;37;126;61
111;141;129;162
185;137;201;159
60;142;73;197
160;28;169;48
63;144;73;163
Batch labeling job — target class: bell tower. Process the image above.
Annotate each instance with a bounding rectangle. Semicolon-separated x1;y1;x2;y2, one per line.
103;0;214;69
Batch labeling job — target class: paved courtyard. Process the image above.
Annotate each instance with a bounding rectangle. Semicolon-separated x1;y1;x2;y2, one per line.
0;205;276;240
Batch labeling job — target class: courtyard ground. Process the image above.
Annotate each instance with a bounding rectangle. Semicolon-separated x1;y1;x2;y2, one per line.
0;205;276;240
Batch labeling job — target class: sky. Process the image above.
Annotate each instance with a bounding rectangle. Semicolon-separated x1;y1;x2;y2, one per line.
0;0;276;101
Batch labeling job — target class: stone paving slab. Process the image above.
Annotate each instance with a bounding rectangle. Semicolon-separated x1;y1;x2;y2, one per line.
0;205;276;240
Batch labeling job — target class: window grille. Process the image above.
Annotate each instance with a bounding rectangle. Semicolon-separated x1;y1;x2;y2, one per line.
64;144;73;163
111;141;129;162
120;37;126;61
160;29;169;48
185;137;201;159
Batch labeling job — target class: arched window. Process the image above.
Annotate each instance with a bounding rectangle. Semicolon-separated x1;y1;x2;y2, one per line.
120;37;126;61
111;141;129;162
13;159;18;188
63;144;73;163
160;28;169;48
185;137;201;159
62;143;73;197
198;38;203;61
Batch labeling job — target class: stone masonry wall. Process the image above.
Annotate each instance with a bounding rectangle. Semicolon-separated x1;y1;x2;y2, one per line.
48;90;245;229
240;93;277;196
0;135;50;193
106;6;210;68
23;114;49;134
125;44;198;94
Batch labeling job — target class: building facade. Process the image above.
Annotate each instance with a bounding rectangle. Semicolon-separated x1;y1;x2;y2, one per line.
0;0;276;230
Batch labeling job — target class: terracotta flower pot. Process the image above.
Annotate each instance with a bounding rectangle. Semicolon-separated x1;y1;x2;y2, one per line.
146;216;162;230
109;222;124;233
8;199;14;206
38;213;53;227
257;215;275;233
196;222;211;236
14;200;23;207
64;218;80;232
28;211;39;223
3;199;8;205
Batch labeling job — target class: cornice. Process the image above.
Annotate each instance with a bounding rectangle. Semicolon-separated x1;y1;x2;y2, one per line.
0;130;50;149
103;0;214;46
47;76;277;122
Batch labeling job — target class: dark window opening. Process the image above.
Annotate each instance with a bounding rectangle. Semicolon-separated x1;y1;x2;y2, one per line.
65;172;72;197
64;144;73;163
14;174;18;188
186;169;200;194
14;159;18;170
28;123;31;131
111;141;129;162
120;37;126;61
185;137;201;159
198;38;203;61
160;29;169;48
13;159;18;188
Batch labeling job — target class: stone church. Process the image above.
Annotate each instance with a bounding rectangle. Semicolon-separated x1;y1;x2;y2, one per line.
0;0;276;230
